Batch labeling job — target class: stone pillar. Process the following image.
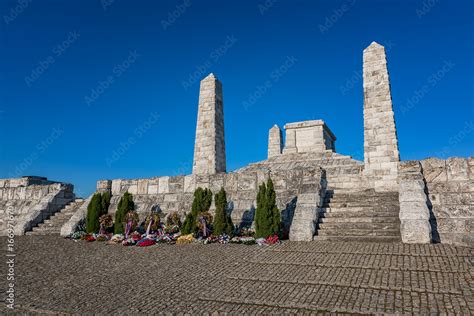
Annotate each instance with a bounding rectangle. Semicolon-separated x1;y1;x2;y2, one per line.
363;42;400;189
192;73;226;175
268;125;282;158
398;161;432;243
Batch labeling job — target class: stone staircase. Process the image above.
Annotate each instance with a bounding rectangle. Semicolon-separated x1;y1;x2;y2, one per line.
26;199;85;235
315;189;401;242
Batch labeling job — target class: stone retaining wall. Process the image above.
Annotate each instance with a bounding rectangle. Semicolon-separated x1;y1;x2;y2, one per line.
87;168;324;238
420;157;474;247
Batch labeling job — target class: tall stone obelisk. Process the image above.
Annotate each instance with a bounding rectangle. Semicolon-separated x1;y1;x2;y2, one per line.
363;42;400;189
192;73;226;175
268;125;283;159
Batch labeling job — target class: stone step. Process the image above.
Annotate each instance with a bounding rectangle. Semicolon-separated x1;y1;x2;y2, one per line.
319;216;399;224
37;220;69;227
317;229;400;237
324;196;399;203
26;229;60;235
318;222;400;230
314;235;402;243
46;213;76;220
322;202;399;208
325;191;399;198
31;225;61;232
320;206;399;213
27;200;85;236
323;199;399;206
319;210;399;218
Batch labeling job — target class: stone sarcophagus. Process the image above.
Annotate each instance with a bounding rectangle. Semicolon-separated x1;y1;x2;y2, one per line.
281;120;336;155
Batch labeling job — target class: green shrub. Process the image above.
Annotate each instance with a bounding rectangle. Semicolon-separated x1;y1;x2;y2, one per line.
86;192;112;233
101;191;111;214
254;177;280;238
86;193;102;233
114;192;135;234
213;187;233;236
182;187;213;235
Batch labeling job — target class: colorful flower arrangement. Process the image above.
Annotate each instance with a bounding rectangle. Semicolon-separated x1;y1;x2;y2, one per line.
136;239;156;247
85;235;96;242
197;211;213;238
239;227;256;237
110;234;124;243
99;214;113;233
165;211;182;227
144;211;161;234
70;231;86;240
202;234;230;244
230;236;256;245
176;234;195;244
68;205;283;248
124;211;140;238
96;235;109;242
255;235;280;246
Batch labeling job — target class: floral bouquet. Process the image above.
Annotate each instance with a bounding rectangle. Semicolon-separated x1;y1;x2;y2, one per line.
218;234;230;244
96;235;109;242
136;238;156;247
203;235;219;244
163;224;180;234
197;211;213;238
155;235;168;244
85;234;96;242
176;234;195;245
110;234;124;243
122;238;136;246
266;235;280;245
239;227;256;237
99;214;113;235
230;236;255;245
124;211;140;238
144;211;161;235
165;211;182;227
130;231;142;242
70;231;86;240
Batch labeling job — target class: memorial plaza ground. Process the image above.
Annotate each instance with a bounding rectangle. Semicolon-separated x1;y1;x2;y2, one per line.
1;236;473;314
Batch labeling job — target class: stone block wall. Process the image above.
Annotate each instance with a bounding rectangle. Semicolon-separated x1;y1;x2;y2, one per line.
420;157;474;247
398;161;432;243
0;177;74;235
74;168;326;238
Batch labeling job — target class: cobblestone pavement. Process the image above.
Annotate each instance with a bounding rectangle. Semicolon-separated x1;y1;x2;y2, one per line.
0;236;473;314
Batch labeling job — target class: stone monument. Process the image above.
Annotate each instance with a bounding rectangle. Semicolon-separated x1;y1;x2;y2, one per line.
267;125;283;158
363;42;400;189
192;73;226;175
282;120;336;154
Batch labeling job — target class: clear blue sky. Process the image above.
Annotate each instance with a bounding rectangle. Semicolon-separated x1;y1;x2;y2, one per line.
1;0;473;197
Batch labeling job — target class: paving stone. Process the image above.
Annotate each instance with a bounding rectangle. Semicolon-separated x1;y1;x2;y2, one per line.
0;237;472;314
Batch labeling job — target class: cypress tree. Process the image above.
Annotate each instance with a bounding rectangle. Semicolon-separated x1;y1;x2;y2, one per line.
266;177;280;236
115;192;135;234
202;188;213;212
213;187;233;236
86;193;102;233
101;191;111;216
254;177;280;238
86;191;113;233
182;187;213;235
